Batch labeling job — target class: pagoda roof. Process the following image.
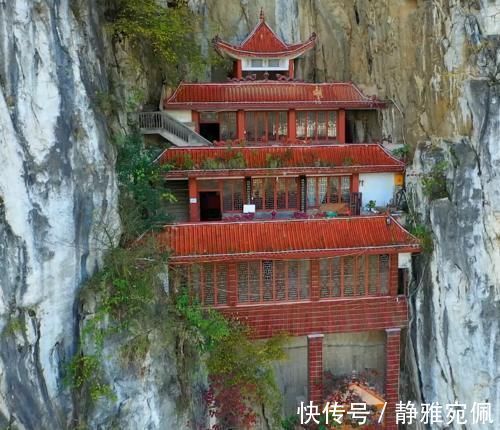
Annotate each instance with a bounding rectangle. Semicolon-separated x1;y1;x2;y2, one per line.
158;144;404;178
163;81;384;110
213;11;316;58
161;216;421;263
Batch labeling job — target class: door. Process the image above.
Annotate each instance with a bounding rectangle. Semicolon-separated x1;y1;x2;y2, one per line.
199;191;222;221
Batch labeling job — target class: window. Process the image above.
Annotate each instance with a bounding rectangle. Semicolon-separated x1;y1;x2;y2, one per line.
170;263;228;306
219;112;237;140
306;176;351;208
238;260;310;303
222;180;244;212
245;111;287;142
319;254;391;298
244;58;286;70
251;177;299;211
296;111;337;141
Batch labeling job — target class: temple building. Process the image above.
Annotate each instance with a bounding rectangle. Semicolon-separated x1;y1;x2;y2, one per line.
149;11;420;429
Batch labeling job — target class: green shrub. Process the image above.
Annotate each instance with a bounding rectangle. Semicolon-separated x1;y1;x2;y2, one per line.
422;161;448;200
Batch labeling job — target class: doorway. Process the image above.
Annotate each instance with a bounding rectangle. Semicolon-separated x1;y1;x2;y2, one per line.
199;123;220;142
199;192;222;221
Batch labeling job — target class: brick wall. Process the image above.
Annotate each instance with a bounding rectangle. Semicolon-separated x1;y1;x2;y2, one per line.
220;296;407;339
307;334;324;404
384;328;401;430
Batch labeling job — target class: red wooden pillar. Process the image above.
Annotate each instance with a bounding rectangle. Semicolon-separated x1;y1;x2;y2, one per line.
337;109;346;144
288;109;297;141
234;60;242;79
310;260;320;301
307;334;324;405
227;263;238;307
188;177;200;222
351;174;359;193
384;328;401;430
288;59;295;79
237;110;245;141
191;111;200;133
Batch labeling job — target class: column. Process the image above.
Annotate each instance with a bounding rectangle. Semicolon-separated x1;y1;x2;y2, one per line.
384;328;401;430
288;59;295;79
188;177;200;222
288;109;296;141
307;334;324;405
234;60;242;79
337;109;346;144
237;110;245;141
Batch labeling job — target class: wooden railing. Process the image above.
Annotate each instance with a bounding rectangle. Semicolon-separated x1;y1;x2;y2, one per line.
132;111;212;146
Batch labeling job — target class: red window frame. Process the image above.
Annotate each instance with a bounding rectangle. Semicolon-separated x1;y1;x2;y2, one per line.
251;177;299;211
319;254;391;298
296;111;337;141
306;176;351;209
237;260;310;304
245;111;288;143
222;179;245;212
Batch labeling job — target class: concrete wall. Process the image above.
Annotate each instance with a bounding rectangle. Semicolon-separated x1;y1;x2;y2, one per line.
164;109;192;123
274;336;308;417
323;331;385;391
359;172;395;207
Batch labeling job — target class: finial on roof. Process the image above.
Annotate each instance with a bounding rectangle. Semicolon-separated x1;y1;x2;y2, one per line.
259;8;265;21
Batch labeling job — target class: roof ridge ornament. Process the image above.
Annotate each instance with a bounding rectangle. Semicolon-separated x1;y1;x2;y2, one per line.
259;7;265;21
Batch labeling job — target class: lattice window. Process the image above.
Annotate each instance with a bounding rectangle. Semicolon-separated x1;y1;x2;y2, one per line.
264;179;274;210
203;264;215;306
249;261;261;302
379;254;390;294
252;178;264;210
238;262;249;303
307;178;316;208
277;178;287;209
328;111;337;138
245;112;255;141
288;179;298;209
299;260;310;299
343;256;354;296
318;177;328;205
191;265;201;300
219;112;237;140
288;260;299;300
328;177;339;204
198;180;219;191
217;264;228;305
368;255;379;295
263;260;274;301
296;111;306;139
223;180;244;212
356;256;366;296
331;257;341;297
275;260;286;301
319;259;330;298
306;111;316;138
341;176;351;204
317;111;327;138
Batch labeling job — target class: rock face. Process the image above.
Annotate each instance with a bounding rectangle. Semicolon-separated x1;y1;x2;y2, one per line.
0;0;499;429
0;1;119;428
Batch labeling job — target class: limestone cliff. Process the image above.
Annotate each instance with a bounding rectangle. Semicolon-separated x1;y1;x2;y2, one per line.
0;0;499;429
0;1;119;428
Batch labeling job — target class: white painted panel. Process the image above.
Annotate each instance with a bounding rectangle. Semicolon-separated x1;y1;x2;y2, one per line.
165;109;192;123
398;252;412;269
359;172;395;207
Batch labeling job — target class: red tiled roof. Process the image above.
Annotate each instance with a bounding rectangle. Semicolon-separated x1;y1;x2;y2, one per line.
213;17;316;58
164;81;383;110
161;216;420;262
158;144;404;178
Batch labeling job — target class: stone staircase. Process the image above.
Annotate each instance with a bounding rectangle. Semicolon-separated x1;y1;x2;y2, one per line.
133;111;211;147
